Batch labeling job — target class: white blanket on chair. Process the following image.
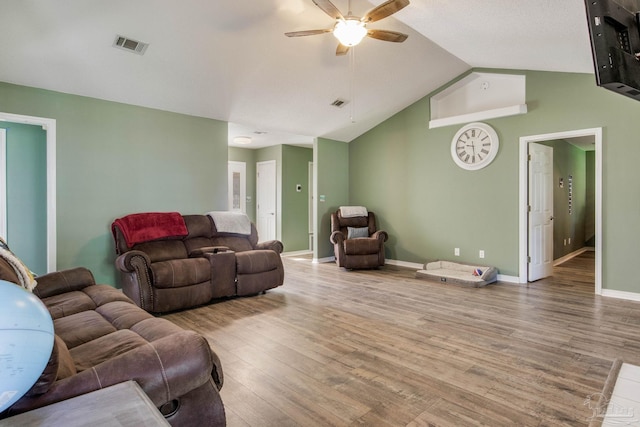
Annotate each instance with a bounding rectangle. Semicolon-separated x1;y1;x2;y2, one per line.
340;206;368;218
206;211;251;235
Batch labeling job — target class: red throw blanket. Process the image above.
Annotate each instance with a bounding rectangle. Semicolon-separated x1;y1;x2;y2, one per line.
112;212;188;248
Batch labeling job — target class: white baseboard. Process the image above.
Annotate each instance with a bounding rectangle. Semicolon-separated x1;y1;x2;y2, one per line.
282;250;312;257
601;289;640;302
497;274;521;284
553;246;595;266
313;256;335;264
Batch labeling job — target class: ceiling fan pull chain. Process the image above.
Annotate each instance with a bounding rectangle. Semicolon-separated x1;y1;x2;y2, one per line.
350;47;356;123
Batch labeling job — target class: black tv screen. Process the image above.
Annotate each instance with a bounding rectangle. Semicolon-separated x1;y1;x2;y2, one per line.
585;0;640;100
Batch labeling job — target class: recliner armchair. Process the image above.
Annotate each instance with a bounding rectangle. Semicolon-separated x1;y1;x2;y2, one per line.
330;208;388;269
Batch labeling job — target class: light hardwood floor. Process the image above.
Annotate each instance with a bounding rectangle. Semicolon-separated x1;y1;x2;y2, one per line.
164;251;640;426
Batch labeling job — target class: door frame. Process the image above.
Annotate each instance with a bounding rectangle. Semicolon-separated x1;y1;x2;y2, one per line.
0;112;57;272
308;161;314;250
0;129;6;240
518;127;602;294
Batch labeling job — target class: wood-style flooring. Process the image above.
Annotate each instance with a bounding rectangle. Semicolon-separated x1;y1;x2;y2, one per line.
163;251;640;426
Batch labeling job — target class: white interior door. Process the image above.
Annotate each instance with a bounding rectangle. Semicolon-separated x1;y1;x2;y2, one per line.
528;142;554;281
257;160;276;241
228;161;246;213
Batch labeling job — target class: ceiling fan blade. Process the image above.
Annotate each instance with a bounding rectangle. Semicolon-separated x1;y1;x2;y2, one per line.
312;0;344;20
336;43;350;56
285;29;333;37
367;29;408;43
363;0;410;23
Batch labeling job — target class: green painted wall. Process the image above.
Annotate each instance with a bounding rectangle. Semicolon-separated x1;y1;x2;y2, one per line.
315;138;349;259
228;147;257;222
349;69;640;293
1;122;47;274
0;82;228;286
282;145;313;252
539;140;588;259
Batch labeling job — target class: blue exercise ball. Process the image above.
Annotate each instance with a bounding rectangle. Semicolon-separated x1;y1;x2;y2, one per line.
0;280;54;413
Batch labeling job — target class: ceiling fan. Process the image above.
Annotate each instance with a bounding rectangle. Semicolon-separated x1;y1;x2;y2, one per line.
285;0;410;56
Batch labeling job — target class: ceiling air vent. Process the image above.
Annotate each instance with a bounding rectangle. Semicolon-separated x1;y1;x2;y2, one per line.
331;98;349;108
113;35;149;55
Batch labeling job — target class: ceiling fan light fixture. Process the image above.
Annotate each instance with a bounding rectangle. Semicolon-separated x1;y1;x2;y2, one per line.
333;18;367;47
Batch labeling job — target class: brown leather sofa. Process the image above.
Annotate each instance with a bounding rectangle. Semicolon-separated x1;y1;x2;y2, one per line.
0;258;225;426
330;209;388;269
113;213;284;313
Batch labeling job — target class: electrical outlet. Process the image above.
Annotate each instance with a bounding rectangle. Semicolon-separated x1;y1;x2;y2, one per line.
564;239;567;246
479;250;485;258
454;248;460;256
568;237;571;245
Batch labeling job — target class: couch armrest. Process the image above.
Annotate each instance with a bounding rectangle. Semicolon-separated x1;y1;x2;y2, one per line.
189;246;231;257
7;331;222;415
371;230;388;243
115;250;151;272
32;267;96;299
256;240;284;254
115;251;154;311
330;230;345;245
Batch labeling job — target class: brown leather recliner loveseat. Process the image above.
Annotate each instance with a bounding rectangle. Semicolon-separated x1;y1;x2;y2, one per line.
112;212;284;313
0;254;225;426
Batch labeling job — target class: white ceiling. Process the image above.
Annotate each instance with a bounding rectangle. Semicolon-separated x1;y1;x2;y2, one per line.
0;1;595;149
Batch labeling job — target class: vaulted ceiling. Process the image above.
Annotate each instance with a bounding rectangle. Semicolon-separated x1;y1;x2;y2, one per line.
0;1;595;147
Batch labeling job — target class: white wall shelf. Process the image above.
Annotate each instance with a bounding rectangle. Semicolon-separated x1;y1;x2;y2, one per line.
429;72;527;129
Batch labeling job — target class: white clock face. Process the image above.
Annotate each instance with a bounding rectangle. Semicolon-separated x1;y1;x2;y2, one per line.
451;122;499;170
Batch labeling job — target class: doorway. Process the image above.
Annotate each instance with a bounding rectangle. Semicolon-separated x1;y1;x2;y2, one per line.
0;112;57;273
519;128;602;294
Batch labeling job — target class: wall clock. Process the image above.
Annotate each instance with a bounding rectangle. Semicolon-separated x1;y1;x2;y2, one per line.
450;122;499;170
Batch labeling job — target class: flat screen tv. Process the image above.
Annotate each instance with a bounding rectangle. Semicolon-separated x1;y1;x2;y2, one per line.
585;0;640;100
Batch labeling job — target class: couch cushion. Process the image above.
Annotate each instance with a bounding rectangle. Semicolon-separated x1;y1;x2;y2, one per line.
54;310;117;349
184;215;214;239
131;317;186;342
70;329;149;372
132;240;188;262
42;291;98;320
235;250;280;274
82;284;133;307
96;300;155;330
344;238;380;255
150;258;211;289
